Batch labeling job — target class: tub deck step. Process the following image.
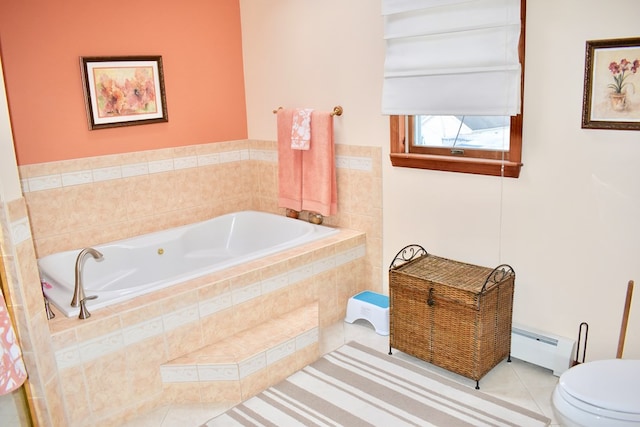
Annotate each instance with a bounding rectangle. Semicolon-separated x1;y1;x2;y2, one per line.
160;303;320;403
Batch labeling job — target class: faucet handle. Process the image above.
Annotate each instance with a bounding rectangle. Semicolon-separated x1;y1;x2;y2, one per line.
43;296;55;320
79;295;98;319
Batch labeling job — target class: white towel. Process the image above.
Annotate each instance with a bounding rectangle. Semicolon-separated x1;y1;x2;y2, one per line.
290;108;313;150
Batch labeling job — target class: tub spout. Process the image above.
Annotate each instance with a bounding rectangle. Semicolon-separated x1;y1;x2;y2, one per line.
71;247;103;308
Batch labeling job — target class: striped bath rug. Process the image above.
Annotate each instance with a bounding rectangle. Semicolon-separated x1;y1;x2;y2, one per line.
204;341;550;427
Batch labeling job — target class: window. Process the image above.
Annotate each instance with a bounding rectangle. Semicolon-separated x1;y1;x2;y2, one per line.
387;0;526;178
389;113;523;178
415;116;510;153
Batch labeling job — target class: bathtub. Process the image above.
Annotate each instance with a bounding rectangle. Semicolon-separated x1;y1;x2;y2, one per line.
39;210;339;317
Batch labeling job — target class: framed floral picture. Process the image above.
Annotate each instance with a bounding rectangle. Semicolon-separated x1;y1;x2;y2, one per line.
582;37;640;130
80;56;168;130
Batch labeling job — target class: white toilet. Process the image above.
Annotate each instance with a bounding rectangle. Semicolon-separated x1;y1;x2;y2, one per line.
552;358;640;426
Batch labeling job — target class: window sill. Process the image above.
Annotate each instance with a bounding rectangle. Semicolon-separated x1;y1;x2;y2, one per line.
389;153;522;178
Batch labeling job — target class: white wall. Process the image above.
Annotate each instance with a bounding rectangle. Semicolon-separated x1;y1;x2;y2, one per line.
241;0;640;361
506;1;640;361
239;0;387;147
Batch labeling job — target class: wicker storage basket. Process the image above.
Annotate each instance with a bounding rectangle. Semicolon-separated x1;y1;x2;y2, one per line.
389;245;515;388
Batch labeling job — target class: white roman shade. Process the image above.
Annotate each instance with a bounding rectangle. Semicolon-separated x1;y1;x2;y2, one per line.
382;0;522;115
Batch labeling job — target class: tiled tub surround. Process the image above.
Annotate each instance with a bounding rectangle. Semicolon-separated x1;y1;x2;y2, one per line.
14;139;381;425
48;229;367;426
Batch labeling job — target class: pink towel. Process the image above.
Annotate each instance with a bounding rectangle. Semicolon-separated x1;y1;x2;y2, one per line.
301;111;337;216
291;108;313;150
0;293;27;395
277;109;303;211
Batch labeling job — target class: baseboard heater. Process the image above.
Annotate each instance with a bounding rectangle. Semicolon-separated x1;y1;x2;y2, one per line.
510;323;576;376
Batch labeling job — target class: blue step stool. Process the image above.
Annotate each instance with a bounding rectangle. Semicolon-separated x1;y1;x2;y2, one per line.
344;291;389;336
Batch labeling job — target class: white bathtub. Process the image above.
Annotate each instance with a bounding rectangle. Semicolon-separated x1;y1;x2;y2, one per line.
39;210;339;317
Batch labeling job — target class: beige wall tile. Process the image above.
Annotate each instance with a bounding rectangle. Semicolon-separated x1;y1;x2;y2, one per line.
267;352;297;385
161;289;199;313
16;241;44;316
201;308;240;345
165;322;204;361
28;313;58;382
44;375;67;427
228;269;261;293
232;297;267;334
117;299;166;327
6;198;28;221
24;189;67;244
239;368;270;400
161;382;203;404
295;343;320;372
198;381;242;404
126;336;166;395
74;312;122;342
59;366;90;425
197;279;231;301
84;352;129;413
50;328;77;352
261;287;292;319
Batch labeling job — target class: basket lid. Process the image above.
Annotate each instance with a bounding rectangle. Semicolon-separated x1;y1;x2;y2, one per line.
392;254;511;294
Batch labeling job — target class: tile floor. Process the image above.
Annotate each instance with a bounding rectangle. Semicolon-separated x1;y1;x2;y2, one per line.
123;319;563;427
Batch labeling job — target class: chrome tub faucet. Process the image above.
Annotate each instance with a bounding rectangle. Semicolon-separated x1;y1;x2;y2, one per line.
71;248;103;318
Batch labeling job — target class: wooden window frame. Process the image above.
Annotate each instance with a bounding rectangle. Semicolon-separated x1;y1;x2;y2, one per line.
389;1;526;179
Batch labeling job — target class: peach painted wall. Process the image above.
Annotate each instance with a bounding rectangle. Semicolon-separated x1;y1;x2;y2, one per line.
0;0;247;165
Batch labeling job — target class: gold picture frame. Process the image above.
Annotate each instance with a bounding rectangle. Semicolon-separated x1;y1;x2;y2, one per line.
81;56;168;130
582;37;640;130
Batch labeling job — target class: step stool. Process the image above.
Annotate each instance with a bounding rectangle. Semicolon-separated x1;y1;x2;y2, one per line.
345;291;389;336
